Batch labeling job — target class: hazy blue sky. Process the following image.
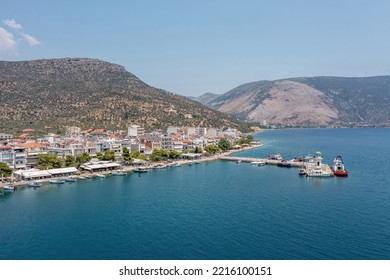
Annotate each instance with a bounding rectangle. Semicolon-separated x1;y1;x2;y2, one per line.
1;0;390;96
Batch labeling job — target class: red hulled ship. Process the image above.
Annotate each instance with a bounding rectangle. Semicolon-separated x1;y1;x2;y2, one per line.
332;155;348;177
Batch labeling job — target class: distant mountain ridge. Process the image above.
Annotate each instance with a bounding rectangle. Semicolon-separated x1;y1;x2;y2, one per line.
197;76;390;127
0;58;245;132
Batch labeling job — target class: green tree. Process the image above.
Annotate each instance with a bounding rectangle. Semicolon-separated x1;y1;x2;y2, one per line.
96;152;104;160
131;150;147;160
122;147;132;162
169;150;181;159
218;138;231;151
205;145;220;156
37;154;64;170
194;146;203;154
150;149;169;161
76;152;92;165
102;150;115;161
0;162;13;177
65;155;77;167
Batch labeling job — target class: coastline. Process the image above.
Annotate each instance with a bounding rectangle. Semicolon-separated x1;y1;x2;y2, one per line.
0;144;263;191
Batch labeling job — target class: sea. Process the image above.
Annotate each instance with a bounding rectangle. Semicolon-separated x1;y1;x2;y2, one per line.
0;128;389;260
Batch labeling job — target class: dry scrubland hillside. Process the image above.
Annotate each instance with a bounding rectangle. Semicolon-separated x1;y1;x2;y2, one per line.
0;58;245;132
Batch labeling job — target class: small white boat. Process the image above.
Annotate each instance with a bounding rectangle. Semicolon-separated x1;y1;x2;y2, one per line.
298;167;306;176
65;176;77;182
96;174;106;178
134;168;148;173
112;171;126;176
49;179;65;184
170;162;182;167
154;165;167;169
28;181;42;187
306;169;332;177
3;185;15;192
78;176;87;180
250;160;266;166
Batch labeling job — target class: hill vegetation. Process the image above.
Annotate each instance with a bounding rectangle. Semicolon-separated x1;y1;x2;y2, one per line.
0;58;247;134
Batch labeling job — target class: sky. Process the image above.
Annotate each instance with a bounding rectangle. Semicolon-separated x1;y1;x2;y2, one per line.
1;0;390;96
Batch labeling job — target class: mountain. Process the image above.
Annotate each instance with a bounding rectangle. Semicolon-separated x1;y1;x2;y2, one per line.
191;92;220;105
0;58;246;132
204;76;390;127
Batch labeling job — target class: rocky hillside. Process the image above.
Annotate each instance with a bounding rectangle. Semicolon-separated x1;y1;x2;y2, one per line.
0;58;245;132
199;76;390;127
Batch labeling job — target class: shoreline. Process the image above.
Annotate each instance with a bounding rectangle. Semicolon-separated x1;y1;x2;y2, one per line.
0;144;263;191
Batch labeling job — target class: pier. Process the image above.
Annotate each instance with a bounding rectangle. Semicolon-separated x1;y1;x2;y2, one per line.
219;156;303;167
219;155;334;176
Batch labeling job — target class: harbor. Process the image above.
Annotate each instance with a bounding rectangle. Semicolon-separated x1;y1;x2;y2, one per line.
1;143;348;195
220;151;337;177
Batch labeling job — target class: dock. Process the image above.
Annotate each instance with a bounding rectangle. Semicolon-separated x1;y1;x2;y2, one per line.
219;155;334;176
219;156;303;167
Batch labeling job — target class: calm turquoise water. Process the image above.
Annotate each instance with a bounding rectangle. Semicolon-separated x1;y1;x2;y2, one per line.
1;128;389;260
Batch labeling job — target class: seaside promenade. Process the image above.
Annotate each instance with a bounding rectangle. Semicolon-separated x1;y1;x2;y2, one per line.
0;144;263;191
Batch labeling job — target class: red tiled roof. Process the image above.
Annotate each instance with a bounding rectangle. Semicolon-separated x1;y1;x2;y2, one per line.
0;146;12;149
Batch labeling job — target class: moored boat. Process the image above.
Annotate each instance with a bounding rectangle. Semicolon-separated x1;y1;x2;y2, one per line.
154;165;167;169
3;185;15;192
49;178;65;184
298;167;306;176
112;171;126;176
28;181;42;187
332;155;348;177
65;176;77;182
277;160;292;168
96;173;106;178
134;168;148;173
250;160;266;166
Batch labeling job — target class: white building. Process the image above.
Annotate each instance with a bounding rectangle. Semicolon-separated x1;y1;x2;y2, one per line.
0;133;13;140
0;146;13;167
167;126;180;135
128;125;145;138
172;141;184;152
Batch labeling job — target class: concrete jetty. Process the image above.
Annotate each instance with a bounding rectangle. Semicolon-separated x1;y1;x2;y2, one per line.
219;156;303;167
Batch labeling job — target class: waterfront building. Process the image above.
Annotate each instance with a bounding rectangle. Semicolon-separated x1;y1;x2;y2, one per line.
172;141;184;152
12;147;27;170
161;135;173;151
13;167;78;180
26;151;48;169
80;160;121;172
0;146;13;167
